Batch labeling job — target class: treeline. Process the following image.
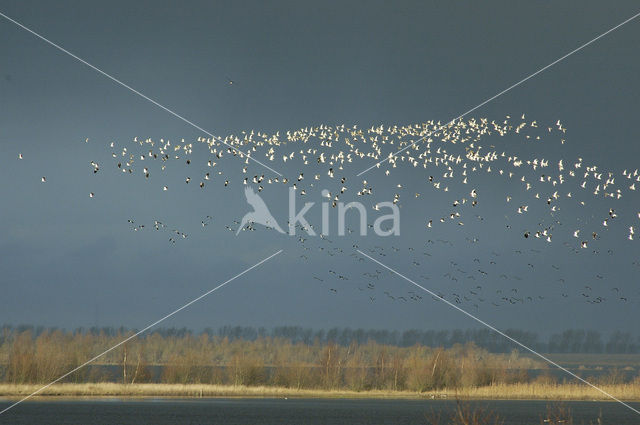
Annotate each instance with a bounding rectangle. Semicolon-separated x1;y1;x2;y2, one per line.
2;325;638;354
218;326;640;354
0;326;638;392
0;326;544;390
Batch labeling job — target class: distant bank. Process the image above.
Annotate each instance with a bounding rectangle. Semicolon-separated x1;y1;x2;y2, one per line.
1;382;639;401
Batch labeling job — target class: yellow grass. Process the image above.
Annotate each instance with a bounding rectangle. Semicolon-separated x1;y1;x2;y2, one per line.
453;382;640;401
0;383;419;400
0;382;639;401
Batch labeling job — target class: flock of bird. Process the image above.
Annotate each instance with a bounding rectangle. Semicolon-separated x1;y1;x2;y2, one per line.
302;237;639;310
18;114;640;310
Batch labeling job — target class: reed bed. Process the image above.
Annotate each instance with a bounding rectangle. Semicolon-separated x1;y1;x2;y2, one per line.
1;382;639;401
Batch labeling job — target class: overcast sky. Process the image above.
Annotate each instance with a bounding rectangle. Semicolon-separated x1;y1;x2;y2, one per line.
1;1;640;338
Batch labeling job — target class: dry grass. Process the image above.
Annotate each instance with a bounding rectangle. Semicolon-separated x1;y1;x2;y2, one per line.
451;382;640;401
0;383;420;400
0;382;639;401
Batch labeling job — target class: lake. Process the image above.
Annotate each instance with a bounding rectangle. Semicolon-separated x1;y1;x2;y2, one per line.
0;398;639;424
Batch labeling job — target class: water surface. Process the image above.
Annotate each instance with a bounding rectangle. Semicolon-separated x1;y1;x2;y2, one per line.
0;398;638;424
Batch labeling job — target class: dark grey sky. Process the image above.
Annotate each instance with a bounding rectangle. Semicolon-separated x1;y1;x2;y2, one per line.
1;1;639;337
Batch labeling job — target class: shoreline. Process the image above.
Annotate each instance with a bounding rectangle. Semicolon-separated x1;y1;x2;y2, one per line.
1;383;639;402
